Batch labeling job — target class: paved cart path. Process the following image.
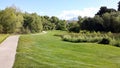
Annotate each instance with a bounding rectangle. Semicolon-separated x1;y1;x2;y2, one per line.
0;35;20;68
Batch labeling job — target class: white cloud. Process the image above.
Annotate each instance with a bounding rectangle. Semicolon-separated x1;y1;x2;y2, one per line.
58;7;99;20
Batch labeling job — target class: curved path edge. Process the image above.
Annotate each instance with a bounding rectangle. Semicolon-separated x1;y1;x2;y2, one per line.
0;35;20;68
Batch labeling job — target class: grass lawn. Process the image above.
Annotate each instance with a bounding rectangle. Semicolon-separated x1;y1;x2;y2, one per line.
0;34;9;43
13;31;120;68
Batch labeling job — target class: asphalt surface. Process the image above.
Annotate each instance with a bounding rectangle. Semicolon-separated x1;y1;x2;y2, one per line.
0;35;20;68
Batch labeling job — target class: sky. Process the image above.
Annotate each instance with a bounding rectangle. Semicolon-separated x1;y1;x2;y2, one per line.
0;0;119;20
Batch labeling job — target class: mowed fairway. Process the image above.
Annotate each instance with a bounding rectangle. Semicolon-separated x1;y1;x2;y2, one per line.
13;31;120;68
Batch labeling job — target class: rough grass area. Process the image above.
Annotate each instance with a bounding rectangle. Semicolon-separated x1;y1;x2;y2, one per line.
0;34;9;43
13;31;120;68
56;31;120;47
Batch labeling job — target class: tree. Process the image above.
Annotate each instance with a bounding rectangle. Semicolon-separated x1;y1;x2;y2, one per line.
57;20;67;30
96;6;107;16
93;15;104;31
96;6;116;16
0;6;24;34
50;16;59;29
102;13;112;32
118;1;120;11
0;24;3;33
31;13;43;33
111;12;120;32
80;16;104;32
41;16;55;30
15;12;24;33
67;22;80;33
0;7;18;33
78;16;84;25
23;13;43;33
81;17;93;31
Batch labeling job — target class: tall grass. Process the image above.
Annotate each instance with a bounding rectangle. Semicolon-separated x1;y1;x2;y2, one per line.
0;34;9;43
55;31;120;47
62;32;110;42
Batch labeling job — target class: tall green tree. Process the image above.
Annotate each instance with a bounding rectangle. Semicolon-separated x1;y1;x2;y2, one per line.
0;24;3;33
0;6;24;33
57;20;67;30
41;16;55;30
118;1;120;11
78;16;84;25
50;16;59;29
15;12;24;33
23;13;42;33
80;16;104;32
0;7;17;33
96;6;116;16
110;12;120;32
102;13;112;32
67;21;80;33
93;15;104;31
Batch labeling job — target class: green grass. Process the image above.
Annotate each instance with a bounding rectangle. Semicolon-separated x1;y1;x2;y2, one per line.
13;30;120;68
0;34;9;43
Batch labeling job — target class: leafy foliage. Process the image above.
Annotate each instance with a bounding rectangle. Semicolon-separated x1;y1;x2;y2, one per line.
67;22;80;33
23;13;42;33
80;12;120;33
61;32;111;43
118;1;120;11
0;6;67;34
0;1;120;34
96;6;116;16
98;38;110;44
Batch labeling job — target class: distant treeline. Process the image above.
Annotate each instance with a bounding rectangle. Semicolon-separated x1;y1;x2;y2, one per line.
0;6;67;34
69;1;120;33
0;1;120;34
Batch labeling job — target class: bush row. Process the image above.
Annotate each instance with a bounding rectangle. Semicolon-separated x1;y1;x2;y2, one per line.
55;31;120;47
62;34;111;43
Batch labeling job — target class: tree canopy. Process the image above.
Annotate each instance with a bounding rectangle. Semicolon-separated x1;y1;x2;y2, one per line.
0;1;120;34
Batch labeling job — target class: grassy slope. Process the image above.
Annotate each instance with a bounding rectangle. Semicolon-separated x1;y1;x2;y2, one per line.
13;31;120;68
0;34;9;43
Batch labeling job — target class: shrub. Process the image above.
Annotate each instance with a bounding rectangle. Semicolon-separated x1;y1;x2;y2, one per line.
98;38;110;44
62;35;72;41
57;31;119;48
112;42;120;47
62;34;104;43
69;27;80;33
